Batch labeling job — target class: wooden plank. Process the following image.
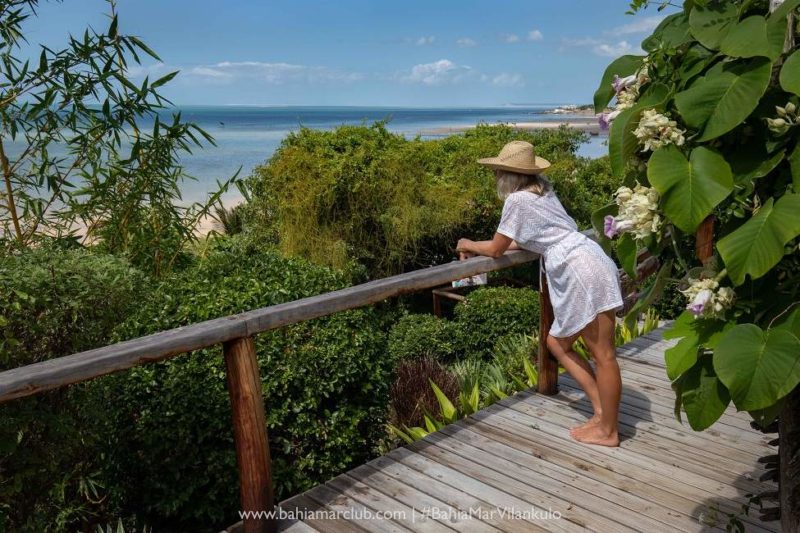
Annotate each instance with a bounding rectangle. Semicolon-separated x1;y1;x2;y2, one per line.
558;380;774;453
325;473;454;533
450;417;730;532
508;391;768;484
496;395;773;499
0;250;540;403
425;424;690;532
609;366;754;424
279;493;368;533
407;439;631;533
386;447;550;533
304;483;410;533
357;458;504;533
472;406;777;533
226;518;317;533
224;337;275;533
435;421;721;533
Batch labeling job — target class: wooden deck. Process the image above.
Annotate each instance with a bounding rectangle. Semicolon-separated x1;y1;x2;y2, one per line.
275;325;779;532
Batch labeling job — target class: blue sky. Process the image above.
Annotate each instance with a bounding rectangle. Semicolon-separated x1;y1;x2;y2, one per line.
25;0;669;106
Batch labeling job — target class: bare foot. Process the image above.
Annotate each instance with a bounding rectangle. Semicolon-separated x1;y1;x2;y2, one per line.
569;414;601;435
570;424;620;447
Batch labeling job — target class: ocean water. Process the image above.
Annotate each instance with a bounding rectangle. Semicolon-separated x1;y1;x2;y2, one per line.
168;106;607;204
5;105;607;205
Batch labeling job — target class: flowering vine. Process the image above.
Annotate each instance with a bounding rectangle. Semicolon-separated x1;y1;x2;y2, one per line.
603;183;662;240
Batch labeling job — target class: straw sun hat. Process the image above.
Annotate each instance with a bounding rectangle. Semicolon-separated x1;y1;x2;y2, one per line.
477;140;551;175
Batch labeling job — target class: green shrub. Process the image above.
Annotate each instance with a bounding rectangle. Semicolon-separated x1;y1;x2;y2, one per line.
546;155;619;230
453;287;540;359
244;123;611;279
0;246;145;532
0;247;145;368
93;236;398;530
388;313;458;363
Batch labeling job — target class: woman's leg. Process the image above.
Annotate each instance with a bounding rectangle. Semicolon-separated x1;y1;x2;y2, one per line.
571;309;620;447
546;333;603;430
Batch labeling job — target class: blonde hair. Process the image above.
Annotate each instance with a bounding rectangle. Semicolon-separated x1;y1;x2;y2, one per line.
495;170;553;200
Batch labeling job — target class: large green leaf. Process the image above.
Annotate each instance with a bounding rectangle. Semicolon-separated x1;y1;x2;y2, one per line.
647;145;733;233
680;356;731;430
717;193;800;285
774;306;800;337
790;142;800;191
609;107;643;178
677;44;717;88
609;83;671;177
688;1;739;50
714;324;800;411
719;15;786;60
674;58;772;142
780;51;800;96
593;55;645;113
664;311;733;380
642;12;693;52
617;233;637;279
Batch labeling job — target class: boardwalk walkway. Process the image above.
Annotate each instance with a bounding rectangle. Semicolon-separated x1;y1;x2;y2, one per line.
274;325;779;532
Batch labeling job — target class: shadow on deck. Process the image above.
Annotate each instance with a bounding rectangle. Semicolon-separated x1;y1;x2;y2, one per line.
273;325;778;532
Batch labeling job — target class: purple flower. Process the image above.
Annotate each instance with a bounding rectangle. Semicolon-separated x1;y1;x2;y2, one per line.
604;215;618;238
687;289;713;317
612;74;637;94
598;110;621;131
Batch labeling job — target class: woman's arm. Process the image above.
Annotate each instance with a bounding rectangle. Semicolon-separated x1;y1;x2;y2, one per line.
456;233;514;259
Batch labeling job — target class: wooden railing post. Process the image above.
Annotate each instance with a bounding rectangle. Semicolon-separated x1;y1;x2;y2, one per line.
537;266;558;395
223;336;276;533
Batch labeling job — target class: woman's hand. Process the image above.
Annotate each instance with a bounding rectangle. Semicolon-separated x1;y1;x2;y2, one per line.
456;238;475;260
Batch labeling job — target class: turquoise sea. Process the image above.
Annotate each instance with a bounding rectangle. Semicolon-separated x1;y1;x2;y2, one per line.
168;106;607;204
5;105;607;205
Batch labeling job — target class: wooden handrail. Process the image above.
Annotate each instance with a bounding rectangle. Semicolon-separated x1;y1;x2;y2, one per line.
0;249;538;403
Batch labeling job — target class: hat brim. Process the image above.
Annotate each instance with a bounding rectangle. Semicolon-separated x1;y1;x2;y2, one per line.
477;156;552;175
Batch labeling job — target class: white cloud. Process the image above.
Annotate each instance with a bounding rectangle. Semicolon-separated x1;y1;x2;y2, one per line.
399;59;477;85
593;41;634;57
502;33;521;43
456;37;477;48
183;61;363;84
125;62;169;77
527;29;544;41
492;73;525;87
606;16;666;36
415;36;436;46
561;37;638;57
398;59;523;88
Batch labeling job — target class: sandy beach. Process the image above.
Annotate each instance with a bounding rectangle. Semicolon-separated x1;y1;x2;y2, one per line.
420;118;603;136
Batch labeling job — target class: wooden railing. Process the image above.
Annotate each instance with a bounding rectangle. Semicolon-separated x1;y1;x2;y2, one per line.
0;230;656;533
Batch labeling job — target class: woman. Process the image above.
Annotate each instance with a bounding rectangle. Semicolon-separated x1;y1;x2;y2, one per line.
456;140;624;447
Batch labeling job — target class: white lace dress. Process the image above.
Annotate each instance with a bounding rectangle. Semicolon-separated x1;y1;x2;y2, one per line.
496;190;623;339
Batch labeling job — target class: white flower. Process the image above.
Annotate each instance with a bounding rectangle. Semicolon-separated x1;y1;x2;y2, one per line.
681;278;735;319
616;88;639;110
633;109;686;152
768;102;799;134
606;182;662;240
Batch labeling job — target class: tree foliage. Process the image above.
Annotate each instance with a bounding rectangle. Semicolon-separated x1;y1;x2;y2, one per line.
244;123;616;279
597;0;800;430
0;0;237;275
